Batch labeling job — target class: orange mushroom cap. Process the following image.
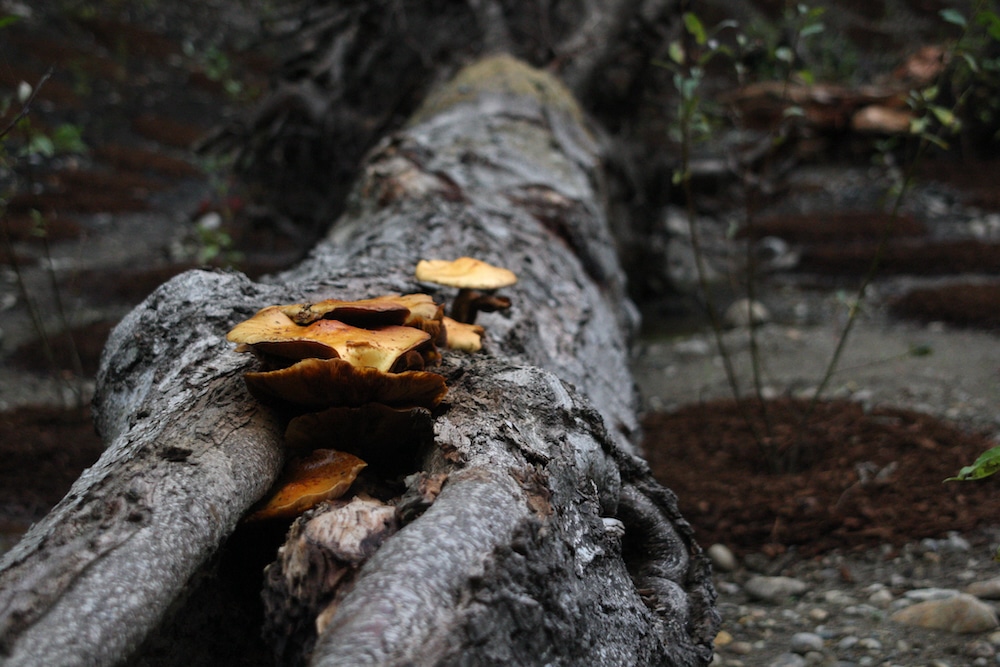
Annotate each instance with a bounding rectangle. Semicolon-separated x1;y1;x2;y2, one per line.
243;357;447;410
442;316;485;352
247;449;367;521
228;310;432;372
415;257;517;290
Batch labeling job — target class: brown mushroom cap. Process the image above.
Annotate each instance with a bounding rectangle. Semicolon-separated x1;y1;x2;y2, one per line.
442;316;485;352
244;358;447;410
278;293;442;329
415;257;517;290
247;449;367;521
228;311;432;372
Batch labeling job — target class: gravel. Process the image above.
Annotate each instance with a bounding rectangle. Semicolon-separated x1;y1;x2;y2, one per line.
708;528;1000;666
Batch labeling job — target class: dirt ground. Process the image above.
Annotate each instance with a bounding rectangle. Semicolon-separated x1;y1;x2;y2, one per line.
1;1;999;567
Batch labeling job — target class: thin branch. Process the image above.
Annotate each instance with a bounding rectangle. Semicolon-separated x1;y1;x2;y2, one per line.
0;67;53;142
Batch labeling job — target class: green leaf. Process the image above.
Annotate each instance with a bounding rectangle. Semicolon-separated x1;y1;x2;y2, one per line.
908;116;929;135
51;124;87;154
668;40;685;65
799;22;825;38
946;446;1000;481
775;46;794;64
26;134;54;158
0;15;20;29
908;343;933;357
939;8;967;28
962;52;980;74
683;12;707;45
976;10;1000;41
929;105;958;128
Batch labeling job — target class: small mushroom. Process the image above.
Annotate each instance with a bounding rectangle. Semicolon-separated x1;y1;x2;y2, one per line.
442;316;485;352
247;449;367;521
415;257;517;324
244;358;447;411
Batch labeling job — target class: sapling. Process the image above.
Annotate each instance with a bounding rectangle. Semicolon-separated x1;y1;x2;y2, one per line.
663;3;993;472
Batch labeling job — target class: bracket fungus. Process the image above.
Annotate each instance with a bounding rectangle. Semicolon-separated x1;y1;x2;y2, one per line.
244;358;447;411
247;449;368;521
227;283;497;522
415;257;517;324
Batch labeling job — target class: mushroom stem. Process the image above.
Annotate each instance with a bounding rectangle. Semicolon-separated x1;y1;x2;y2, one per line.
449;288;479;324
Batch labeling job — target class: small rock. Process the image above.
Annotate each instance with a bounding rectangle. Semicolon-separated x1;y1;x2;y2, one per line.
714;630;733;647
808;608;829;622
964;639;996;658
905;587;961;602
836;636;858;650
729;641;753;655
823;589;857;605
790;632;824;654
768;653;806;667
890;593;1000;633
708;543;738;572
868;588;894;608
724;298;770;328
857;637;882;651
745;576;809;602
965;577;1000;600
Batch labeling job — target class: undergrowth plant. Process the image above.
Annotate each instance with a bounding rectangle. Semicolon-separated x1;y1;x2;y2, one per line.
664;3;999;472
1;42;90;406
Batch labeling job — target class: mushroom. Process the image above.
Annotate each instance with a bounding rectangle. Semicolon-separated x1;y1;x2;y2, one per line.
442;316;485;352
228;312;433;372
415;257;517;324
247;449;368;521
278;293;442;330
243;358;447;411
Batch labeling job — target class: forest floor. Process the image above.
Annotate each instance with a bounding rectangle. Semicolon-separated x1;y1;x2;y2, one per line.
1;1;1000;664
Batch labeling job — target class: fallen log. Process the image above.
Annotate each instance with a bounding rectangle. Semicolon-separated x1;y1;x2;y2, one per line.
0;55;718;666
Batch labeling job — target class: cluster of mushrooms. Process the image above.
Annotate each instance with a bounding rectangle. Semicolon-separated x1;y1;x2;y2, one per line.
226;257;517;521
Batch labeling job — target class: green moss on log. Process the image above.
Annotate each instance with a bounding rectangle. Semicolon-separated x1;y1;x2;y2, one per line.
410;54;585;127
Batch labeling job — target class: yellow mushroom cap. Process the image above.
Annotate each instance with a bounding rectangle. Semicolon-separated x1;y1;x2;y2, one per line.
442;316;484;352
228;309;432;372
415;257;517;290
247;449;367;521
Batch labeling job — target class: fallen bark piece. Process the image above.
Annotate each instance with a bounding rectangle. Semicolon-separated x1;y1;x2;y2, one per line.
262;494;399;666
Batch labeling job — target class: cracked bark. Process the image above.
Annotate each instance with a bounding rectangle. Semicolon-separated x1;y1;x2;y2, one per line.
0;56;717;666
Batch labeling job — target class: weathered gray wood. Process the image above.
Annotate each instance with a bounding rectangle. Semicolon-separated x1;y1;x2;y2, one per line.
0;55;717;666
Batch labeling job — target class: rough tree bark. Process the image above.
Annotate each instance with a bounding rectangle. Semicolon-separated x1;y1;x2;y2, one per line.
0;56;717;665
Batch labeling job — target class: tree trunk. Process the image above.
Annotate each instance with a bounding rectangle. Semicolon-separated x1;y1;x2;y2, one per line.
0;56;717;666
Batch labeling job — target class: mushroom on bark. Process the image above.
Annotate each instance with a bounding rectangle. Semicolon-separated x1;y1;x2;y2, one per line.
247;449;368;521
415;257;517;324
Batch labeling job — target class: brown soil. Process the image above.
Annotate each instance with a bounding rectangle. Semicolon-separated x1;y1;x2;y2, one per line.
0;405;103;534
891;282;1000;330
740;212;927;243
9;320;118;377
643;398;999;557
800;239;1000;276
